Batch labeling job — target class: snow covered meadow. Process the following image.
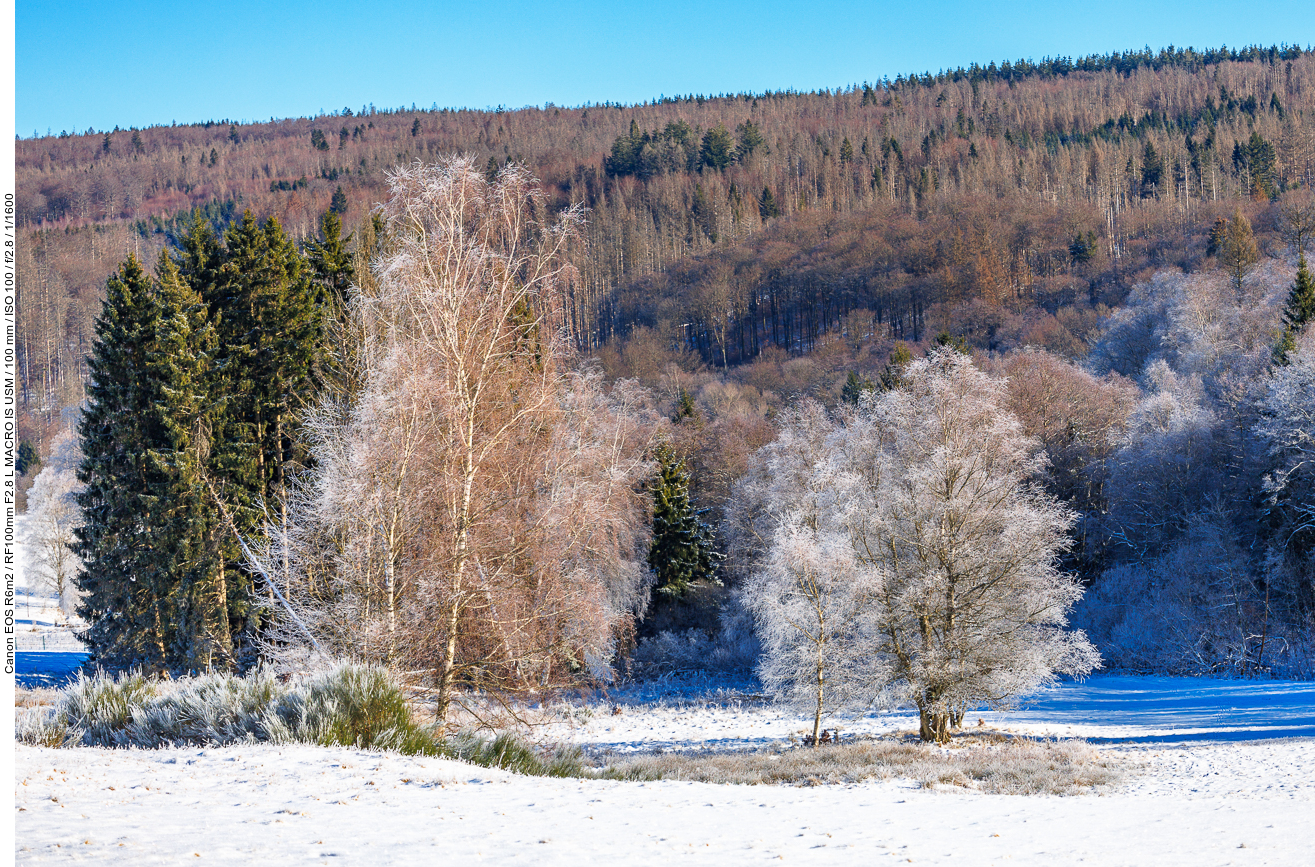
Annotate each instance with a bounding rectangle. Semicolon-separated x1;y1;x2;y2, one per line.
13;673;1315;866
11;506;1315;866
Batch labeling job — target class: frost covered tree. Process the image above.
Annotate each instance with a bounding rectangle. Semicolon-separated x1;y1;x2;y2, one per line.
26;429;85;617
1259;330;1315;608
743;403;878;745
257;158;655;728
745;351;1098;743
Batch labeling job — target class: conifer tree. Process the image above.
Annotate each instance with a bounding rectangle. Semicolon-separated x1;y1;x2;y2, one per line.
648;443;719;597
699;124;735;171
329;185;349;215
876;342;914;391
74;255;242;671
842;371;874;405
305;208;355;309
671;387;702;425
17;440;39;476
74;256;165;667
1220;208;1260;292
1274;253;1315;365
208;212;325;520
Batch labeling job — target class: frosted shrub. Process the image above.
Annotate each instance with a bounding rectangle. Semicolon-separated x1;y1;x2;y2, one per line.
57;670;162;747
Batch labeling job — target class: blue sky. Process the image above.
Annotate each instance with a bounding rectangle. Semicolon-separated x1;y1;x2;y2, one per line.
15;0;1315;136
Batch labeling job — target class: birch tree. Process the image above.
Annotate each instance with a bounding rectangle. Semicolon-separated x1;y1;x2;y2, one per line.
260;158;654;728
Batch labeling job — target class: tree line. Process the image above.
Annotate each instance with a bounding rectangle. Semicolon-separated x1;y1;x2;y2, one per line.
17;47;1315;470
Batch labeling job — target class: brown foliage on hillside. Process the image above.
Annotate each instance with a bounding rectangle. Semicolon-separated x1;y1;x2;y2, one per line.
16;49;1315;454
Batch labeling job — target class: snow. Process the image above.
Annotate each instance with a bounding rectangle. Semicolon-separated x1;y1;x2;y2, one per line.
10;509;1315;864
14;675;1315;865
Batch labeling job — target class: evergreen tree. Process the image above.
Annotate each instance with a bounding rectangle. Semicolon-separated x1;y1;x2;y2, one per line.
1274;253;1315;365
75;256;165;667
877;342;914;391
842;370;874;405
1140;141;1163;197
16;440;40;476
735;120;764;160
648;443;719;598
758;186;781;220
74;255;240;672
671;387;702;425
604;120;644;176
1070;231;1097;264
305;208;355;309
208;213;325;526
329;185;349;215
1247;131;1277;199
699;124;735;171
146;257;243;670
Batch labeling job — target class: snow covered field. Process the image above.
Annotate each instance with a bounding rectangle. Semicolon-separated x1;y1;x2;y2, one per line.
14;674;1315;866
11;509;1315;865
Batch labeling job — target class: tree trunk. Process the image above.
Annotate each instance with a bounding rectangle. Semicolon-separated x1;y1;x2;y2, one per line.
918;705;952;744
812;648;824;747
434;595;462;733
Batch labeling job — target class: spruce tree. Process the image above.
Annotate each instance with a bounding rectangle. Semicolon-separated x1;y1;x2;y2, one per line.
648;443;719;598
1274;253;1315;365
145;257;242;670
74;255;239;671
671;387;702;425
877;342;914;391
699;124;735;171
75;256;165;667
305;208;355;309
329;185;349;215
16;440;39;476
842;371;875;405
209;212;325;519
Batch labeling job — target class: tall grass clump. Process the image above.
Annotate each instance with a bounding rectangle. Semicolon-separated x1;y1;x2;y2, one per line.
16;664;577;774
15;663;435;753
444;732;590;777
295;664;439;754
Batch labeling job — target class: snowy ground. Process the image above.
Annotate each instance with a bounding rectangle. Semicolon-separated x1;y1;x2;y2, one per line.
11;505;1315;865
14;674;1315;866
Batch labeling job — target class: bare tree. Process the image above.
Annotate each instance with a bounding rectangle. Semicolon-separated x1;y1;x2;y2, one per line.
25;429;85;617
743;351;1098;743
1259;332;1315;602
260;158;655;728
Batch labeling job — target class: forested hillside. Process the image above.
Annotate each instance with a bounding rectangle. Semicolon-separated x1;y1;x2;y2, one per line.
18;45;1315;457
17;43;1315;693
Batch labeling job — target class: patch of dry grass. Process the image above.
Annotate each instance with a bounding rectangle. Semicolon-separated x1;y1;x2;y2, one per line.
599;734;1124;795
14;687;61;709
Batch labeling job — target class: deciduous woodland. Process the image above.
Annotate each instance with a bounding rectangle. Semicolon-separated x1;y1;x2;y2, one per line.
15;45;1315;740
